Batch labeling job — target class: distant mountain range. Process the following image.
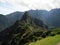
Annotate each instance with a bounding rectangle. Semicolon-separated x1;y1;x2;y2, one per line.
0;8;60;31
0;14;9;31
28;9;60;27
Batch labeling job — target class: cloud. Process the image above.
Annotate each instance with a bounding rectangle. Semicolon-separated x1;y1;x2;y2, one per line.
0;0;60;14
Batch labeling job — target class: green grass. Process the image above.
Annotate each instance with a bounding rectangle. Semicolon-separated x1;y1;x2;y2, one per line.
29;35;60;45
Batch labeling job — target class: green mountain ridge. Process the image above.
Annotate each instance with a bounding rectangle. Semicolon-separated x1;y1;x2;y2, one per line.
0;12;46;45
0;12;60;45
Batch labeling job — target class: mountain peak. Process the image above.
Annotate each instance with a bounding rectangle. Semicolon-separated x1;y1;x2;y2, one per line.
21;11;32;23
22;11;31;18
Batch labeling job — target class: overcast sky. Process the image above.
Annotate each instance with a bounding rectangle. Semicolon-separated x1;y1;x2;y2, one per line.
0;0;60;15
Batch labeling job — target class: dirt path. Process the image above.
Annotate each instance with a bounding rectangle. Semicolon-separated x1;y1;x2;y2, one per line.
56;42;60;45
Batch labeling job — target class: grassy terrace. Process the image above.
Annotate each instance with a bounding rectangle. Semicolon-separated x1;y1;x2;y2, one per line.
29;35;60;45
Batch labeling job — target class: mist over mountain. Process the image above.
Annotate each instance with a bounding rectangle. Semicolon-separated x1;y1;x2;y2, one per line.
49;8;60;26
0;0;60;45
28;8;60;27
0;14;9;31
6;8;60;27
0;9;60;45
6;12;24;25
0;8;60;31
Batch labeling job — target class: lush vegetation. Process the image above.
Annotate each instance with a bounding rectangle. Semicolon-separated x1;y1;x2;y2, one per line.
29;35;60;45
0;12;60;45
29;28;60;45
